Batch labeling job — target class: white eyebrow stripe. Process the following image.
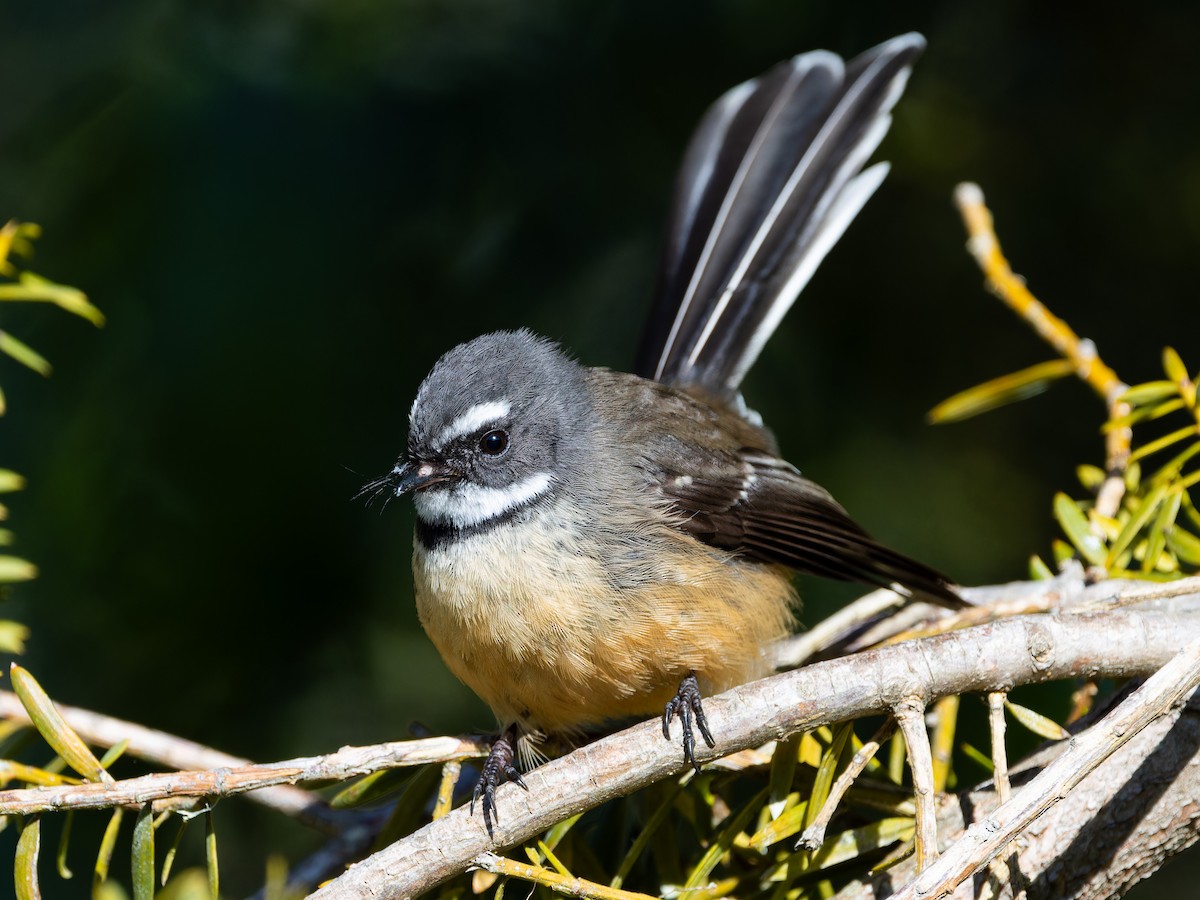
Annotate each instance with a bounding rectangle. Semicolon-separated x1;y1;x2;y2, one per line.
433;400;511;449
413;471;553;528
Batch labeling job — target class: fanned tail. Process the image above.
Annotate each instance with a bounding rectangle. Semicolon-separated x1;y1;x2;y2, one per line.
636;34;924;402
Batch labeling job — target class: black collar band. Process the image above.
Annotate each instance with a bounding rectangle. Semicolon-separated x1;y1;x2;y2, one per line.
414;491;552;551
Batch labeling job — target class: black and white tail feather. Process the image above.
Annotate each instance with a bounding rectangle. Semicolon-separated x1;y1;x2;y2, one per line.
636;33;923;408
635;34;962;608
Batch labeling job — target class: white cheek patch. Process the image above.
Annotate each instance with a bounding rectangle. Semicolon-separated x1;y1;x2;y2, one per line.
433;400;511;450
414;471;553;528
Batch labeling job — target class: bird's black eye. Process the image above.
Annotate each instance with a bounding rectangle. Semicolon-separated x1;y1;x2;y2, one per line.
479;429;509;456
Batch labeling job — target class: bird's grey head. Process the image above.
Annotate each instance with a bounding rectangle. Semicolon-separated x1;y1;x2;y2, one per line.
362;330;591;531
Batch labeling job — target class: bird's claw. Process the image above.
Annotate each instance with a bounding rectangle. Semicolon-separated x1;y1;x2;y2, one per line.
470;724;528;836
663;672;715;773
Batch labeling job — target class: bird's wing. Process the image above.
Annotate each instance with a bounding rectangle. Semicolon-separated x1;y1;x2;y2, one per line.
654;446;962;607
592;369;963;609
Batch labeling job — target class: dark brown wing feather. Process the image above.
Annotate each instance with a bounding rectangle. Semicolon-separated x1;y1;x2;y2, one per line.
662;449;962;607
595;370;963;608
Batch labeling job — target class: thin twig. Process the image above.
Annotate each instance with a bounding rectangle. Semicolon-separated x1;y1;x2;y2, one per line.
895;700;938;871
890;639;1200;899
434;761;462;819
0;735;488;816
844;567;1089;654
0;692;246;773
957;563;1087;606
987;693;1010;804
953;183;1124;401
473;852;657;900
954;181;1131;519
861;571;1200;652
875;594;1055;649
0;691;333;828
1078;575;1200;610
1097;397;1133;520
984;691;1027;898
844;604;949;655
797;718;896;850
771;589;902;668
835;681;1200;898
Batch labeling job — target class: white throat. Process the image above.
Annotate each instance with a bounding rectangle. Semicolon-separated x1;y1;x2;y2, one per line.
414;471;553;528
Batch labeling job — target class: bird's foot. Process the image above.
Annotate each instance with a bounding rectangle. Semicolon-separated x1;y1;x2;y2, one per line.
470;723;528;836
663;671;715;772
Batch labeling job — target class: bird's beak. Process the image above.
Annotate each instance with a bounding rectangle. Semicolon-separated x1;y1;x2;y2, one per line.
386;458;459;495
355;457;458;505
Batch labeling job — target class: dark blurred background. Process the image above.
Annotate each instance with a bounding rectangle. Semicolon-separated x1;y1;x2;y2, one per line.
3;0;1199;895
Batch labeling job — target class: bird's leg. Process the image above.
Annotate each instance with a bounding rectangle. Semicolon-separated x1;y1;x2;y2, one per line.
471;722;528;836
663;671;715;772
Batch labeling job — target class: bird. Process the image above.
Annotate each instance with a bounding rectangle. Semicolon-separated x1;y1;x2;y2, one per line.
359;32;961;833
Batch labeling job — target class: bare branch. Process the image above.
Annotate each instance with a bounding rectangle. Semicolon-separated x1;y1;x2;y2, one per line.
798;717;896;850
0;690;332;827
986;690;1025;898
889;640;1200;899
954;182;1130;519
836;651;1200;899
846;568;1089;653
0;692;248;772
771;589;901;668
895;700;938;870
309;608;1200;900
434;761;463;819
988;692;1011;803
773;567;1092;668
8;580;1200;898
953;182;1124;403
1078;575;1200;610
473;852;658;900
0;735;487;817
